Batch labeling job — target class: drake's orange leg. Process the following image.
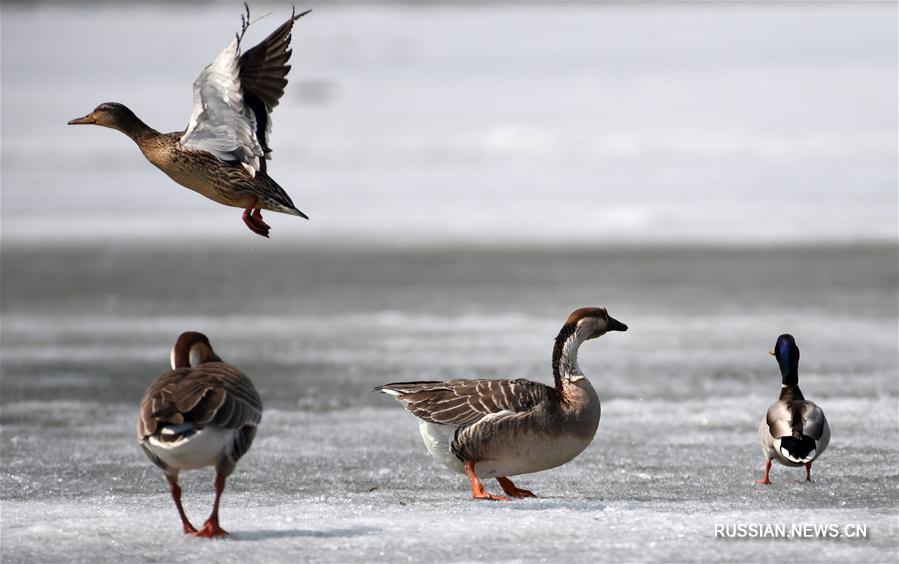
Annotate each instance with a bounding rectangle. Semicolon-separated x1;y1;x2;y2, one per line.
496;477;537;498
169;480;197;534
193;473;230;538
755;459;772;485
242;196;270;238
464;461;507;501
805;462;813;482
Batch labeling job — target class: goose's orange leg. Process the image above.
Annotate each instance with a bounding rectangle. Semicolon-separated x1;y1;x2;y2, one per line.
464;461;507;501
755;459;772;485
242;196;270;238
496;477;537;498
193;473;230;538
805;462;813;482
169;480;197;534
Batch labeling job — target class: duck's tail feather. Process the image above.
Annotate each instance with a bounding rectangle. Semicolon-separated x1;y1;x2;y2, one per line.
779;435;817;463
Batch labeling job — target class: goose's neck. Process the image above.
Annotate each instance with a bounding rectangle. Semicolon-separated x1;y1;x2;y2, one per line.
552;323;586;390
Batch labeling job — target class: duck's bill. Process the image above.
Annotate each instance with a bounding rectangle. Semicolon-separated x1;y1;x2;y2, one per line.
608;317;628;332
768;347;776;356
67;114;96;125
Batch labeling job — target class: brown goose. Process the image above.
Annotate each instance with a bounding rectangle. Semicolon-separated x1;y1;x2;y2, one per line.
68;6;310;238
756;334;830;484
137;332;262;537
376;307;627;500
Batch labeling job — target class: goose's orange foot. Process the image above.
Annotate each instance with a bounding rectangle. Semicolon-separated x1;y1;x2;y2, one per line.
463;460;508;501
192;519;230;539
496;477;537;498
472;491;509;502
754;478;771;485
182;523;198;535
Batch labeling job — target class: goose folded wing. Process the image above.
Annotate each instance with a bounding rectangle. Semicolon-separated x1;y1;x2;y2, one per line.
380;379;551;427
138;364;262;440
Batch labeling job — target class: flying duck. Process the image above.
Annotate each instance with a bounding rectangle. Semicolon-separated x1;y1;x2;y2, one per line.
376;307;627;500
137;332;262;537
756;334;830;484
68;6;310;237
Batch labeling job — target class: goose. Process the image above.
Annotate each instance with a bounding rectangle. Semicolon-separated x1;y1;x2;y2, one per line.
137;332;262;537
68;6;310;238
756;334;830;484
376;307;627;500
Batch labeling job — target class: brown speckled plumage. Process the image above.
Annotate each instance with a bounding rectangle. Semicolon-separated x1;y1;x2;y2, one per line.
376;307;628;499
69;8;310;237
136;331;262;536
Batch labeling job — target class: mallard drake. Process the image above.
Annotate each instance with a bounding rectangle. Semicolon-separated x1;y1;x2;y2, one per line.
756;334;830;484
137;332;262;537
376;307;627;500
68;6;310;238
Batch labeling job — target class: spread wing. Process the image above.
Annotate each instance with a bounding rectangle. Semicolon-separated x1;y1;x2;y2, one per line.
180;38;264;175
137;362;262;441
239;8;309;170
376;378;553;427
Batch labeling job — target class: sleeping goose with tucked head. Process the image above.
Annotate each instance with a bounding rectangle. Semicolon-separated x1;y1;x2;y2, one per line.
376;307;627;500
68;6;310;237
756;334;830;484
138;332;262;537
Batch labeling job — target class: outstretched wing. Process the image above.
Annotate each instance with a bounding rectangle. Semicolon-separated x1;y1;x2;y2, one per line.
376;378;553;427
137;362;263;441
180;38;265;175
239;8;310;170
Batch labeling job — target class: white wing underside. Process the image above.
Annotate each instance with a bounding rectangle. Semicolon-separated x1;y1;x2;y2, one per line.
180;39;263;176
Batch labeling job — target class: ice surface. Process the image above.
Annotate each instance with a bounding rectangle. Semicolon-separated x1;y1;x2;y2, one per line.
2;245;897;562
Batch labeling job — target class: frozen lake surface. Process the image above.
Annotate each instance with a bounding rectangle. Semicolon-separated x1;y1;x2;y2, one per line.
2;244;897;562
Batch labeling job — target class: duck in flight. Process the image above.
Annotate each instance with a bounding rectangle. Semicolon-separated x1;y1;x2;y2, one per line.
69;5;309;237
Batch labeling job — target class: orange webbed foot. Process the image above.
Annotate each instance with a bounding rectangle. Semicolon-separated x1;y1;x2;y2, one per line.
192;519;230;539
496;477;537;498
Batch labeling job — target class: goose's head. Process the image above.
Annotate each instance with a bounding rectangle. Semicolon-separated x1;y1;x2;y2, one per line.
170;331;223;370
770;333;800;385
68;102;141;133
565;306;628;341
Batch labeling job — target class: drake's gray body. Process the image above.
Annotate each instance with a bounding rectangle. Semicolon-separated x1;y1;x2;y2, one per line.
756;334;829;483
758;386;830;467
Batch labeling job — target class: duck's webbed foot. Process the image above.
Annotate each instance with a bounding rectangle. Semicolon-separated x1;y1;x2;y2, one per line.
497;477;537;498
754;459;772;485
242;196;271;238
